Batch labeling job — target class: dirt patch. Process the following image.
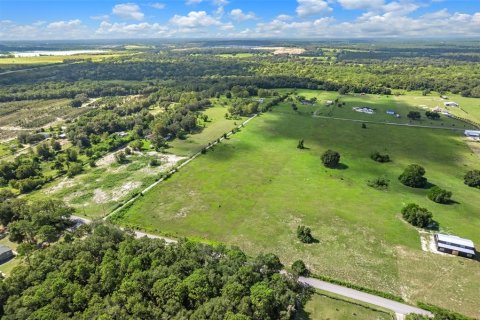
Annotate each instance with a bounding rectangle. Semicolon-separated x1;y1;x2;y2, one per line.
255;47;305;55
44;177;76;194
93;189;109;203
419;232;447;256
140;152;187;174
111;181;142;201
96;149;126;167
466;140;480;158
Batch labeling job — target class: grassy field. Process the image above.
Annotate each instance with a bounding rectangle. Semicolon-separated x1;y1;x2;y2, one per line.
35;104;245;219
296;291;393;320
114;91;480;317
168;104;247;156
0;52;126;65
394;92;480;125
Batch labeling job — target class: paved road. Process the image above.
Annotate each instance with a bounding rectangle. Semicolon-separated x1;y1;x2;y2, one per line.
299;277;432;319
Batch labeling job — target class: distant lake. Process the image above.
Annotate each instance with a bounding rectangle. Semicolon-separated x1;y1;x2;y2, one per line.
5;50;108;57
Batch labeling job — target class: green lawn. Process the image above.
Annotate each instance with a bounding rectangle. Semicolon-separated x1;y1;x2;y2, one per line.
114;92;480;317
296;291;393;320
168;104;247;156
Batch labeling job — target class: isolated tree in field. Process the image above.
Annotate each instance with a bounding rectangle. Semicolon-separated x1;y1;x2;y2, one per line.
407;111;421;121
425;111;440;120
70;99;82;108
361;123;367;129
370;151;390;163
297;139;305;149
399;164;427;188
291;260;309;276
292;104;298;111
464;170;480;188
67;162;83;178
297;225;314;243
401;203;433;228
427;186;452;204
321;150;340;168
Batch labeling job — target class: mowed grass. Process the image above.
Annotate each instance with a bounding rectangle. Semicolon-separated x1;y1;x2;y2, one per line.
0;52;127;65
296;291;393;320
116;93;480;317
168;104;247;156
394;92;480;125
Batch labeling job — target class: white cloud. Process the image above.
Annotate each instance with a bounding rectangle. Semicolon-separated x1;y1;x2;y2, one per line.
337;0;384;10
91;14;110;21
47;19;82;29
96;21;169;37
186;0;203;4
296;0;332;17
170;11;221;28
230;9;256;21
112;3;144;20
150;2;166;9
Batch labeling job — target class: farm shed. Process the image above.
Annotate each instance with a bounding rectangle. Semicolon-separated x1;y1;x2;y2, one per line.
0;245;14;264
435;234;476;259
325;100;333;106
444;101;459;107
386;110;395;115
464;130;480;138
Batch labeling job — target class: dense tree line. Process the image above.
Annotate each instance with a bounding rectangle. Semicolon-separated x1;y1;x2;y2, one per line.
0;224;311;319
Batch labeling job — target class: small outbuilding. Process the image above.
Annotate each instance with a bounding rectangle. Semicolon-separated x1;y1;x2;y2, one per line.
386;110;395;115
444;101;459;107
325;100;333;106
434;234;476;259
464;130;480;138
0;245;14;264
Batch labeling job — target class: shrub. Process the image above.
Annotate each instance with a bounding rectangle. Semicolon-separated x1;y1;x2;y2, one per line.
367;177;390;190
361;123;367;129
427;186;452;204
407;111;421;120
297;139;304;149
149;158;160;167
370;151;390;163
425;111;440;120
115;151;127;164
321;150;340;168
291;260;309;276
399;164;427;188
67;163;83;178
401;203;433;228
297;225;315;244
464;170;480;188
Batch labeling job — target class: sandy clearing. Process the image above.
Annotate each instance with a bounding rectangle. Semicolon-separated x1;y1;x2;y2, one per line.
44;177;76;194
419;232;447;256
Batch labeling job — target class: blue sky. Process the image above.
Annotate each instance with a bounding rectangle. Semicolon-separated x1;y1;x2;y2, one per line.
0;0;479;39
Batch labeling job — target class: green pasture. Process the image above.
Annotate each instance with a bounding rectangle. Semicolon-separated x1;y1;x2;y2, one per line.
115;93;480;317
296;291;393;320
0;52;127;65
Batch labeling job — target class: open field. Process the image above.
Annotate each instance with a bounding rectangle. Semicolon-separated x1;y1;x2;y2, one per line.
114;91;480;317
394;92;480;125
0;52;127;65
296;291;393;320
168;104;247;156
34;103;244;218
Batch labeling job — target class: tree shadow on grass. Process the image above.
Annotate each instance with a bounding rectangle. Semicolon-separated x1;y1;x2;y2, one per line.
425;220;440;231
336;163;349;170
293;306;311;320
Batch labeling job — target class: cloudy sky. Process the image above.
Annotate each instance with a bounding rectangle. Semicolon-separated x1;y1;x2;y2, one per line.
0;0;479;40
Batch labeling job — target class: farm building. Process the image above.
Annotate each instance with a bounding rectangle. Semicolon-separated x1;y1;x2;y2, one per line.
325;100;333;106
353;107;374;114
464;130;480;138
444;101;459;107
0;245;14;264
301;100;315;105
435;234;476;259
386;110;395;115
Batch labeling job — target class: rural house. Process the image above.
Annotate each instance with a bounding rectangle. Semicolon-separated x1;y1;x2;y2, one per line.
0;245;14;264
434;234;476;259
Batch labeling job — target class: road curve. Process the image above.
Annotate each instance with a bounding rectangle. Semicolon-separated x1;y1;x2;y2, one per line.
299;276;432;319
